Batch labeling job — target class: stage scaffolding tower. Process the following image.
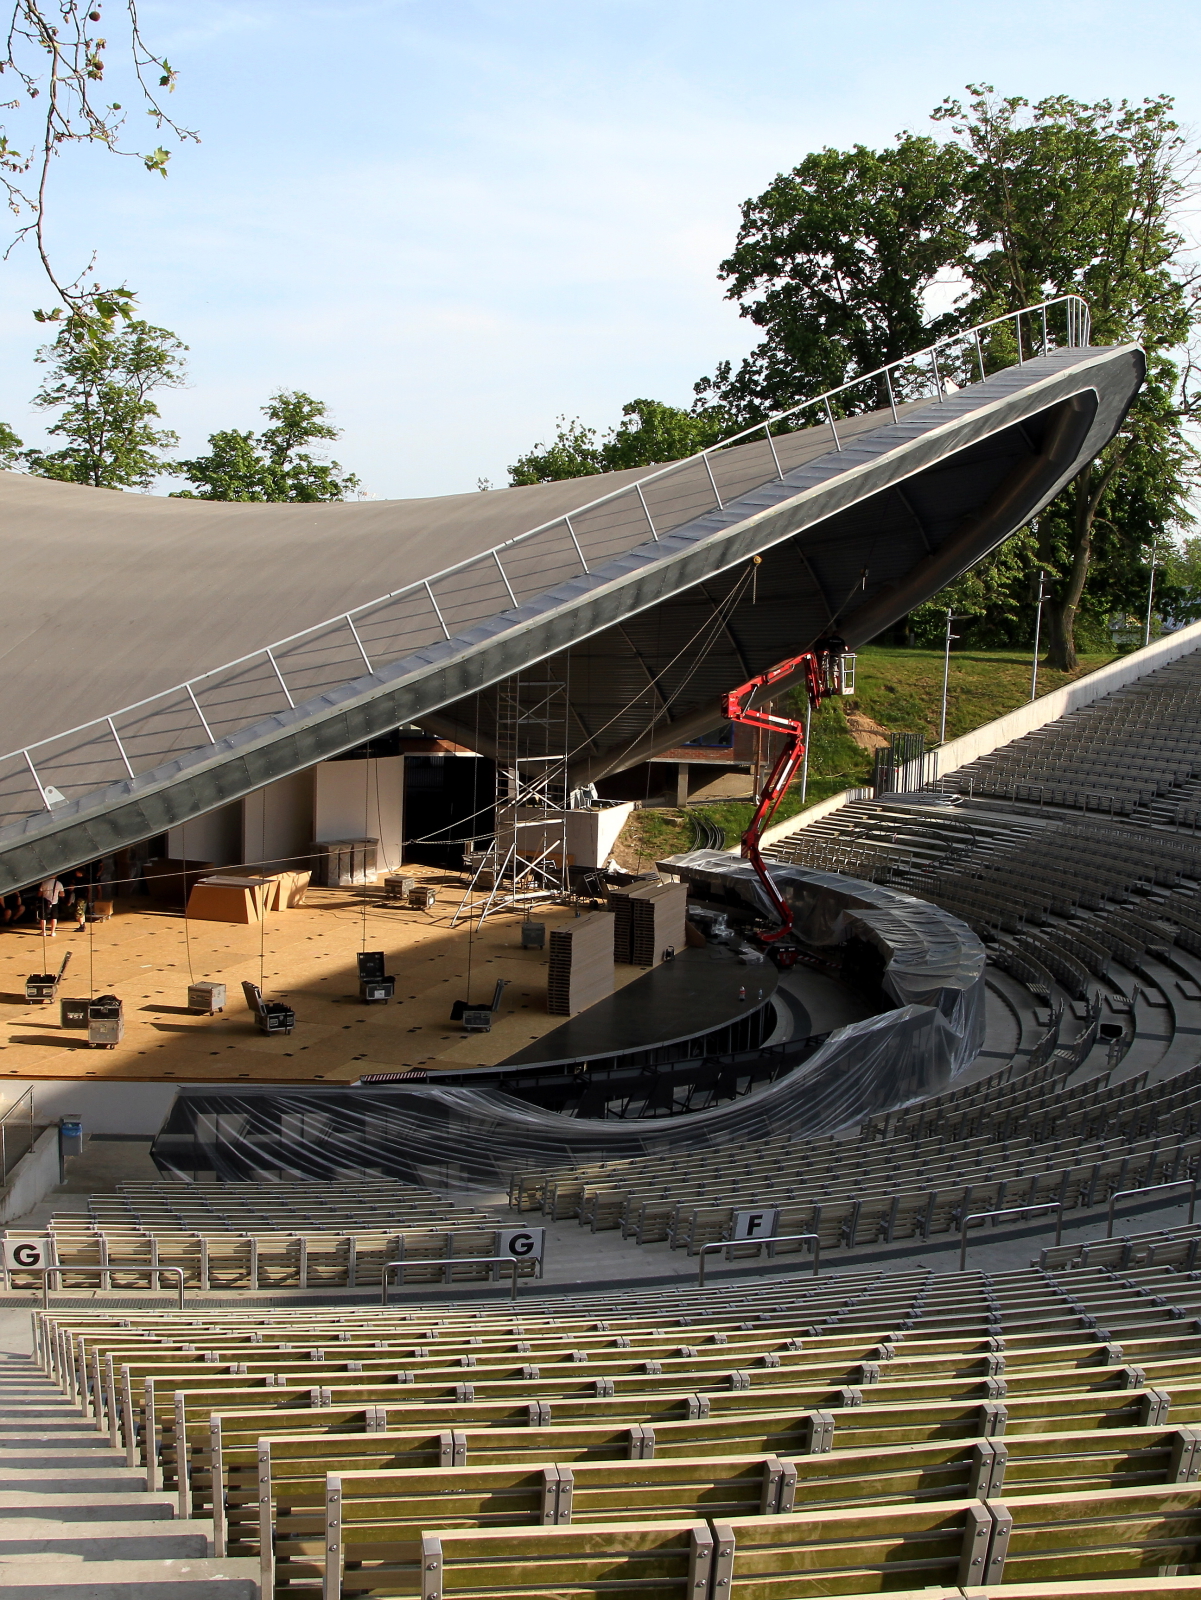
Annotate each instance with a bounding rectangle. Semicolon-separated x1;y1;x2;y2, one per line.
453;672;571;926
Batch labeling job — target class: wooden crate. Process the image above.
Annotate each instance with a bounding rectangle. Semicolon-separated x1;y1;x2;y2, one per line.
547;912;615;1016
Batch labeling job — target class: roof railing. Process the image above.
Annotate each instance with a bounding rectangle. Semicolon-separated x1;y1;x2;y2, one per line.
6;295;1091;818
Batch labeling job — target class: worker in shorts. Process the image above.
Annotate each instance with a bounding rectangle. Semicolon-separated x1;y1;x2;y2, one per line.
37;876;65;936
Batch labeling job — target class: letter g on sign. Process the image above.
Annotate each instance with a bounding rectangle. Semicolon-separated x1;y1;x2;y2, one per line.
3;1237;50;1270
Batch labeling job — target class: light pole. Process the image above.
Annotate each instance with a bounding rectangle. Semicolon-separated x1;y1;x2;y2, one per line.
1144;546;1158;649
1030;570;1046;702
939;609;960;743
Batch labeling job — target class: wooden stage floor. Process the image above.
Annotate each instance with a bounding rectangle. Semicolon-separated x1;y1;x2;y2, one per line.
0;868;645;1085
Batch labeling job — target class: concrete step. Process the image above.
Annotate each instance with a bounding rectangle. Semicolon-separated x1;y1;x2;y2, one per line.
0;1359;258;1594
0;1521;209;1559
0;1477;156;1495
0;1495;176;1521
0;1554;259;1595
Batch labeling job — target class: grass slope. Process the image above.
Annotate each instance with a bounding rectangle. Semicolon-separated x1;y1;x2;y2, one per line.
617;644;1120;861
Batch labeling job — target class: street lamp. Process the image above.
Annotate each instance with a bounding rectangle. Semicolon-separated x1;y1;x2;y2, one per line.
1144;546;1158;649
939;609;963;743
1030;570;1047;702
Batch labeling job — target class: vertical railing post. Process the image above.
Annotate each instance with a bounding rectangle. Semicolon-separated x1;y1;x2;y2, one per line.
564;516;590;573
701;453;724;509
635;482;659;539
932;347;944;399
266;648;295;709
23;750;53;812
1014;311;1024;363
493;552;518;606
345;614;373;673
763;424;785;479
884;367;899;424
107;718;136;781
424;581;451;639
974;330;986;382
185;685;215;745
823;399;841;451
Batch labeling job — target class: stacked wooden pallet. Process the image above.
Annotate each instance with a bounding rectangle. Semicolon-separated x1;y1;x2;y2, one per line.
547;912;615;1016
613;881;688;966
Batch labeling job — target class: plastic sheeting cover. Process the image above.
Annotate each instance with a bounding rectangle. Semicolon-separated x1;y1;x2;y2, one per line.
664;850;985;1061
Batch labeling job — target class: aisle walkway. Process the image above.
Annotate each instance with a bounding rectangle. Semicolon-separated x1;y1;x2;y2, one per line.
0;1327;257;1596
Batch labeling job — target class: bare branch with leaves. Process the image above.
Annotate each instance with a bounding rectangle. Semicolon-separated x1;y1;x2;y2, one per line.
0;1;196;333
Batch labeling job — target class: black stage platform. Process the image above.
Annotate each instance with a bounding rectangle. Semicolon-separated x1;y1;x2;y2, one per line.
499;946;779;1071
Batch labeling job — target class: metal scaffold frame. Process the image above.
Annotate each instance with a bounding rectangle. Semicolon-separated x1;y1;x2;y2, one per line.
454;675;571;926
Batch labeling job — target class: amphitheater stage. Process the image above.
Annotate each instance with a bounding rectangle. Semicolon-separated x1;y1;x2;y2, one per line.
495;947;779;1071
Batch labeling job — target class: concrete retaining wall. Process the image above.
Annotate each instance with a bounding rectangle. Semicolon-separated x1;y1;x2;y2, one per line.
0;1125;58;1223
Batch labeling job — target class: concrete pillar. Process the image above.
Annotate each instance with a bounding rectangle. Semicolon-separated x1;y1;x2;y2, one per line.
674;763;690;808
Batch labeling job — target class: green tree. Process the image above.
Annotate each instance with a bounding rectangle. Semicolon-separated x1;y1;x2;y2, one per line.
938;88;1201;669
23;319;186;489
0;421;24;470
508;398;727;486
171;390;360;502
694;137;970;422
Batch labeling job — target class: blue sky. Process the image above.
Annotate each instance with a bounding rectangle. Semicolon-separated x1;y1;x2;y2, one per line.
0;0;1198;499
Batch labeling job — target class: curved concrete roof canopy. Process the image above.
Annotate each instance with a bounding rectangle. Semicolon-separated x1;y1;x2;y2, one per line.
0;342;1143;891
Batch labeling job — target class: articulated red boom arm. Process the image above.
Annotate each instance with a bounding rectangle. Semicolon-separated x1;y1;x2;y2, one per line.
720;647;849;941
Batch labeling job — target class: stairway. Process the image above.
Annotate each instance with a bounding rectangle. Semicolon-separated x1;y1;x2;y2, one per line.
0;1334;257;1597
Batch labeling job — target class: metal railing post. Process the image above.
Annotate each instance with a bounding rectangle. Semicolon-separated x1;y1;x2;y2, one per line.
563;515;591;572
382;1254;523;1305
698;1231;820;1287
959;1202;1062;1271
23;750;53;811
493;552;518;607
1107;1176;1198;1237
424;580;451;639
822;399;841;451
635;481;659;539
265;647;296;709
884;366;899;424
701;453;724;509
185;685;215;744
763;423;785;479
344;614;373;674
107;718;136;781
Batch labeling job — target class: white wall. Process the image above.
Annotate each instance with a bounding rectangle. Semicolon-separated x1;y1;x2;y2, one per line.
314;756;404;873
0;1080;179;1135
167;800;244;866
565;804;634;867
242;770;315;875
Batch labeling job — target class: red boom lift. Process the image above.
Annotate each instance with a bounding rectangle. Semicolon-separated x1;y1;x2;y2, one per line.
720;645;853;946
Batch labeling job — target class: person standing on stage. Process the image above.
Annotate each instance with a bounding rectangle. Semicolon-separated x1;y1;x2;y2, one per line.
37;876;65;937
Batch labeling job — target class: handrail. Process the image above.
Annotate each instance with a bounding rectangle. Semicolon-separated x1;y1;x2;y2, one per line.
698;1231;820;1287
7;1263;186;1309
381;1254;531;1305
1107;1177;1198;1237
959;1203;1062;1271
0;1087;35;1185
4;295;1090;817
